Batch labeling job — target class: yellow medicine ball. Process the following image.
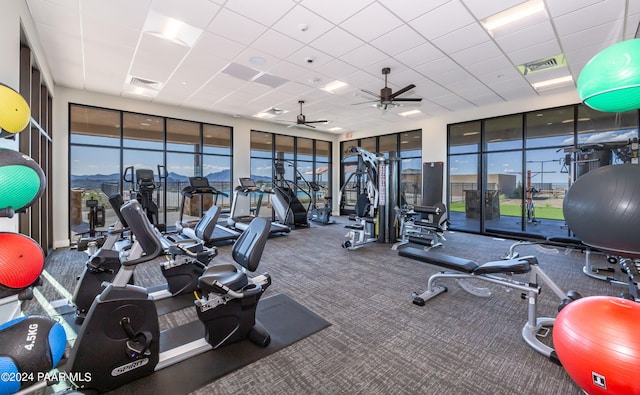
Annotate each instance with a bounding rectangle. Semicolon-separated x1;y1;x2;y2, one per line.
0;83;30;134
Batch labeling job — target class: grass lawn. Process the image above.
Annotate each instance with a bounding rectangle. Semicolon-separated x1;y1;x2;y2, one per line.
449;201;564;220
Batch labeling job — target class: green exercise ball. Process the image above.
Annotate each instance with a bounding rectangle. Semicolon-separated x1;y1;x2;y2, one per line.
577;38;640;112
0;148;45;213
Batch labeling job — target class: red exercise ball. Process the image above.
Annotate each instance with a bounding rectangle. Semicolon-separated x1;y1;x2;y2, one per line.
553;296;640;394
0;232;44;289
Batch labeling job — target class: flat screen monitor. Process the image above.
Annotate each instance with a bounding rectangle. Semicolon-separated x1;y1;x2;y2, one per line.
239;177;256;188
189;176;210;188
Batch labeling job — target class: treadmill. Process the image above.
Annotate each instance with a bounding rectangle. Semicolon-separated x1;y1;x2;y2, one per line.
227;177;290;236
173;176;240;245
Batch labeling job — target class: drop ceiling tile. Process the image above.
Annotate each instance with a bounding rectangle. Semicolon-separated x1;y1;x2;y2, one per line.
277;81;316;96
378;0;449;22
414;56;460;78
28;1;80;36
190;32;246;61
206;8;268;45
266;61;311;80
409;0;475;40
250;30;306;60
450;41;503;68
286;45;334;69
340;2;404;42
468;93;506;107
150;0;219;28
432;23;490;54
429;67;473;85
494;20;556;54
314;59;359;80
395;42;444;68
462;0;529;20
559;20;624;53
545;0;604;17
82;14;139;48
370;24;426;56
272;5;335;44
446;77;493;97
234;48;282;70
309;27;364;58
79;0;150;29
476;66;523;86
300;0;375;24
506;39;562;66
554;0;628;37
341;44;388;68
224;0;296;26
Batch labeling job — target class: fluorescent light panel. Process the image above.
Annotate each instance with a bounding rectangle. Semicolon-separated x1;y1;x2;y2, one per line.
321;80;347;93
253;112;277;119
398;109;421;117
483;0;545;31
328;127;343;132
532;75;573;90
143;10;203;47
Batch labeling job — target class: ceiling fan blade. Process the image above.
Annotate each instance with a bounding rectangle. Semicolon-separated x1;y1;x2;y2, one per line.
301;123;317;128
352;100;378;105
361;89;381;98
393;97;422;102
303;120;328;124
390;84;416;99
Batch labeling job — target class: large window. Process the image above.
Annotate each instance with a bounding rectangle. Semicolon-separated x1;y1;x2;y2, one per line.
69;104;232;240
250;130;332;214
447;104;639;238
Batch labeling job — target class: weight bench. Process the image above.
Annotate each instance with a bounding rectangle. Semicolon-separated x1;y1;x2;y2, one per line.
400;247;580;364
502;235;626;287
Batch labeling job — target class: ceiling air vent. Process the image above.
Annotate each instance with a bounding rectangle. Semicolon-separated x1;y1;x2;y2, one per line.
128;76;162;90
518;54;566;75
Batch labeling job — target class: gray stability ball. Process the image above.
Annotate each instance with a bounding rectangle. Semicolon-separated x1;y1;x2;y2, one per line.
563;163;640;256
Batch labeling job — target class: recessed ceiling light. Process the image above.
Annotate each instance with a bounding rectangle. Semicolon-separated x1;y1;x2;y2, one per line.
531;75;573;90
298;23;309;32
253;112;277;119
321;80;347;93
398;109;422;117
143;10;203;47
249;56;266;65
482;0;545;32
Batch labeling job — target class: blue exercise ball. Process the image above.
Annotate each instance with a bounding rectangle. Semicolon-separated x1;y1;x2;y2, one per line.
563;163;640;256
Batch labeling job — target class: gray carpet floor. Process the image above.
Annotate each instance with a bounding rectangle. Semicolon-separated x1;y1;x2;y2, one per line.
24;217;625;394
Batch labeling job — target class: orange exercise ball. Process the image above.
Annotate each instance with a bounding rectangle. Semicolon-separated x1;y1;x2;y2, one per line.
553;296;640;394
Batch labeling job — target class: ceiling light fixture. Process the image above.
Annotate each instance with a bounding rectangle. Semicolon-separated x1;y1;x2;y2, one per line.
253;112;278;119
482;0;545;32
398;109;422;117
328;127;343;132
531;75;574;90
143;10;203;47
321;80;347;93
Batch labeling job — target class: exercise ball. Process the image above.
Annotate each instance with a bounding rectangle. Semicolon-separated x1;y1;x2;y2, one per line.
578;39;640;113
0;83;30;134
0;233;44;289
0;149;45;213
553;296;640;394
563;163;640;256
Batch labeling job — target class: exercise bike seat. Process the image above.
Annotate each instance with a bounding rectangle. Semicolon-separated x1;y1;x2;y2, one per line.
199;217;270;294
199;265;248;293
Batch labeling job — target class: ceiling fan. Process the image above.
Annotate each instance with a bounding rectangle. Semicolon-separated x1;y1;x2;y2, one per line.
356;67;422;110
279;100;328;128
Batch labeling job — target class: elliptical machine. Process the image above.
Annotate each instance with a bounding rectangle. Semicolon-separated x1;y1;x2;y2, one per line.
123;165;167;231
65;199;272;393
